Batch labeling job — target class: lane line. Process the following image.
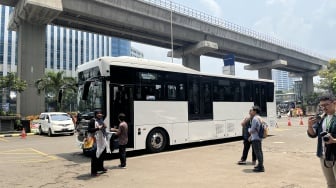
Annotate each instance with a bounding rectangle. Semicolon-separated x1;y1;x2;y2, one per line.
0;138;8;142
273;142;285;144
0;148;58;164
29;148;49;156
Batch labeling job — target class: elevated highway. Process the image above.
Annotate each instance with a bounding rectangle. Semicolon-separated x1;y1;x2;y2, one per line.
0;0;329;115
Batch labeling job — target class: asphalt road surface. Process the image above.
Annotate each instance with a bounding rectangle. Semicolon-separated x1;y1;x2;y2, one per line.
0;117;326;188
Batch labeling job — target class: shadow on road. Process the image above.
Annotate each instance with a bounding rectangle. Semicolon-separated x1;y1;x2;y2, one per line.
55;136;243;164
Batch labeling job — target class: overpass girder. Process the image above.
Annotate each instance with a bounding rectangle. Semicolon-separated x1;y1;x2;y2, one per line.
167;40;218;58
244;60;287;70
8;0;63;30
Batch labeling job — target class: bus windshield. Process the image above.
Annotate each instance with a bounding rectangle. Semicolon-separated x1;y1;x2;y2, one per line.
77;80;104;114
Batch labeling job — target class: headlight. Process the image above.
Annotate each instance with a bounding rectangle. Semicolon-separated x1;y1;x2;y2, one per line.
50;123;58;127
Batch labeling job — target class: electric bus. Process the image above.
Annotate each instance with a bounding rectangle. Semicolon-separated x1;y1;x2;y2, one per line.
75;56;276;153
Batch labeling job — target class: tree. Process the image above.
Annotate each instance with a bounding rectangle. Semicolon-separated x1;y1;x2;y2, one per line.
0;72;27;93
317;59;336;94
0;72;27;113
35;71;76;112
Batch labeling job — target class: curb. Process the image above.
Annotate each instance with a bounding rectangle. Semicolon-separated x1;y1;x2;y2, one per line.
0;132;37;138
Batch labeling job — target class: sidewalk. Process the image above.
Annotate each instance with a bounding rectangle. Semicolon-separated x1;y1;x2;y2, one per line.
0;131;36;138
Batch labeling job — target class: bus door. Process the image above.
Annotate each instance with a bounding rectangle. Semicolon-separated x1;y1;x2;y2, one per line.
110;84;134;148
253;83;267;116
188;76;213;120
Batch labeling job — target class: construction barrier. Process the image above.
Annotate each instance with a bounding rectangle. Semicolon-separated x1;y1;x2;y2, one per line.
299;117;304;126
288;117;292;126
21;128;26;139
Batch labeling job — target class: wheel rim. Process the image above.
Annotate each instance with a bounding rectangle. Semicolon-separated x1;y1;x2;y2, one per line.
150;132;164;150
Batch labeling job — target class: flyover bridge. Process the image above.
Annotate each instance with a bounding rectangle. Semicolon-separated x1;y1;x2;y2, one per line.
0;0;329;116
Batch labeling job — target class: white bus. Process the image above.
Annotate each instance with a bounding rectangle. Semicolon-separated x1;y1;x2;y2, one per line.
75;56;276;153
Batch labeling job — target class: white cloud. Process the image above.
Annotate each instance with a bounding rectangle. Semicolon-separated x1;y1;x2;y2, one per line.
253;17;276;36
327;20;336;28
266;0;295;6
199;0;223;18
253;3;313;48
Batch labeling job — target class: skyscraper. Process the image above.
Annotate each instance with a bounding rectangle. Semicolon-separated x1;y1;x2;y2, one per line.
45;25;131;77
272;69;300;91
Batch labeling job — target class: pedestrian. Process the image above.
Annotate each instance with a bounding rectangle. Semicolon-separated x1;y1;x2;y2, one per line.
307;94;336;187
68;112;78;131
249;105;265;172
237;109;256;165
88;109;107;176
111;113;128;168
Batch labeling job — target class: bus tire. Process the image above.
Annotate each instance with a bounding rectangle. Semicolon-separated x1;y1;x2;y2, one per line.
146;128;167;153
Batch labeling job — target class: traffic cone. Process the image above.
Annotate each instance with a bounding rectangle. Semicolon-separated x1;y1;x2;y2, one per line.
288;117;292;126
21;128;26;139
299;117;304;126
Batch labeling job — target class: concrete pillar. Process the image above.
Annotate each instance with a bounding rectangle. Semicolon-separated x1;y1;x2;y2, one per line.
258;68;272;80
302;74;314;95
17;21;46;116
222;65;235;75
182;54;200;71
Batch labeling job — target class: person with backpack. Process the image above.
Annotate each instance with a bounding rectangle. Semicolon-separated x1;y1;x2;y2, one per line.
307;94;336;187
249;105;265;172
237;109;256;165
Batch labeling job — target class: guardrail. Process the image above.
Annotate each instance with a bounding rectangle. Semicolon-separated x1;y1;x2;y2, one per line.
141;0;329;61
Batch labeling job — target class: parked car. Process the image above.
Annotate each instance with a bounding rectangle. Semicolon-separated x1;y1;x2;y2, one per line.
37;112;75;136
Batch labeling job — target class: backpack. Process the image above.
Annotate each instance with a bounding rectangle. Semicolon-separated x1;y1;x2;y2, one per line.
257;117;269;139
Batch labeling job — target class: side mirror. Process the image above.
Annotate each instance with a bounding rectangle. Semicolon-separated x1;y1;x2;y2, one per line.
82;81;91;100
77;113;82;123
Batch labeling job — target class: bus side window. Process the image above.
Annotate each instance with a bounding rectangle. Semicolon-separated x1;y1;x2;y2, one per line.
167;84;176;99
145;87;156;100
155;84;162;100
135;86;142;100
177;84;185;100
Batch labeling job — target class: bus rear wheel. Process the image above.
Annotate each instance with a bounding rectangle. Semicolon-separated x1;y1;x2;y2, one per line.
146;128;167;153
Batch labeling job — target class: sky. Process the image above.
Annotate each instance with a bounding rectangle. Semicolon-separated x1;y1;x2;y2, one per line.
131;0;336;79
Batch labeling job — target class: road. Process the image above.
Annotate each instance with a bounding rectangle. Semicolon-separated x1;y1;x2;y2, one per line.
0;117;326;188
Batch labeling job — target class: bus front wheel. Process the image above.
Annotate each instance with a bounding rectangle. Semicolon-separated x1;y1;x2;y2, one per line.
146;129;167;153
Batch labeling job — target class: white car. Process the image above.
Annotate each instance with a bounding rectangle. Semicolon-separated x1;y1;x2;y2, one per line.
38;112;75;136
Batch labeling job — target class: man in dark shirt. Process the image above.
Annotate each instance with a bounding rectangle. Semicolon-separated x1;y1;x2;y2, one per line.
237;109;256;165
111;113;128;168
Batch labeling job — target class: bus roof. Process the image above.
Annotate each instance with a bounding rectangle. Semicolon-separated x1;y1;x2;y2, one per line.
77;56;274;83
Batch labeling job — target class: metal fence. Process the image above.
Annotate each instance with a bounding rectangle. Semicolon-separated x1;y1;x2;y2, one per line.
140;0;329;61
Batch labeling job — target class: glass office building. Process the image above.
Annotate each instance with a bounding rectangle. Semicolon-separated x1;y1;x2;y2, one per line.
45;25;132;77
272;69;299;91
